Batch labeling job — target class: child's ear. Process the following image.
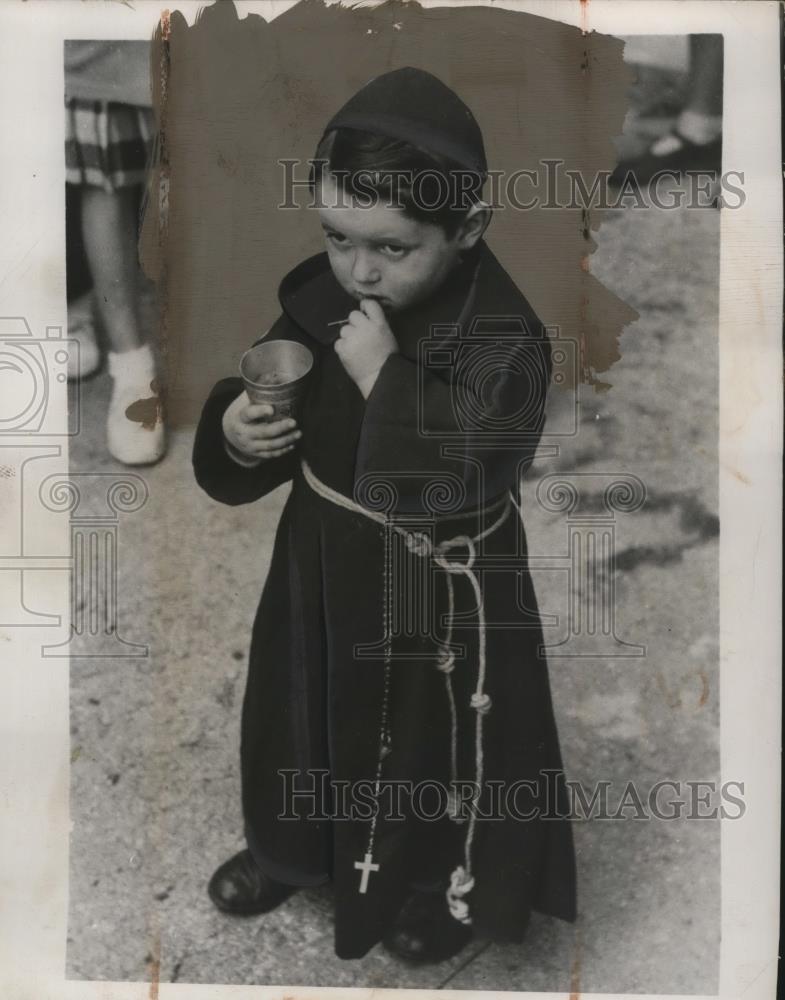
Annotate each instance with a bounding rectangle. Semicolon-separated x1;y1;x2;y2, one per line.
456;201;492;250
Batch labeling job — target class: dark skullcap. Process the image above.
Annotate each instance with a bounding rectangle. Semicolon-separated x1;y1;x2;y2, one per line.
321;66;487;176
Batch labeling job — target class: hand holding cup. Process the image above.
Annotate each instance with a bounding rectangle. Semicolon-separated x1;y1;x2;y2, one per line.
223;391;302;461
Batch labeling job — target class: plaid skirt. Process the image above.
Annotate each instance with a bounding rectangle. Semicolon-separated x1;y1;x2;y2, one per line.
65;98;155;192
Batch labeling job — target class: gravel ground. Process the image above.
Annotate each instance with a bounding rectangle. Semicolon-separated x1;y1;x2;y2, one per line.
65;194;720;993
65;55;721;991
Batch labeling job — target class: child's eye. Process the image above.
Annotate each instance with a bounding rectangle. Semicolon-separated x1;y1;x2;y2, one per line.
380;244;408;259
326;232;349;247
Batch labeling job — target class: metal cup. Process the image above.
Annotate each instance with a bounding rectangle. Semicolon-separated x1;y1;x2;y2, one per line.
239;340;314;420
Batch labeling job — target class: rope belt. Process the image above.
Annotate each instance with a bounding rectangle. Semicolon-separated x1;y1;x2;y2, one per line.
300;458;515;925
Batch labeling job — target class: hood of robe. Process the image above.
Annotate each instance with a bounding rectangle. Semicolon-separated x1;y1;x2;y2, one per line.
319;66;488;176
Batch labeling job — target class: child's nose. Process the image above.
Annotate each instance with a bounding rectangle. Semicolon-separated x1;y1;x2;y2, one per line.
350;252;381;285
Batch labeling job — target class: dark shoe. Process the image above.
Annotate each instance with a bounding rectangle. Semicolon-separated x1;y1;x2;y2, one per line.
610;131;722;187
382;889;473;964
208;849;297;916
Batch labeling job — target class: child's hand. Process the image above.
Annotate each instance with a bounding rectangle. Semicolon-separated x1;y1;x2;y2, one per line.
222;391;302;461
335;299;398;398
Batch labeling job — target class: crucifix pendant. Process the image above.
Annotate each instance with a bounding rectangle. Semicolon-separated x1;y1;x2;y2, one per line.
354;852;380;894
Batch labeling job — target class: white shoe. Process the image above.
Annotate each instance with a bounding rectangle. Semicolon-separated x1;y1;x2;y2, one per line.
106;344;166;466
67;294;101;380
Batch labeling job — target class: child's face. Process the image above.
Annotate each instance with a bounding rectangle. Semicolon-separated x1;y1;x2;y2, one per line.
316;171;466;313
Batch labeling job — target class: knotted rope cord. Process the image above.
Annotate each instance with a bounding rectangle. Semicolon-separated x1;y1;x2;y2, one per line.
300;458;513;924
440;571;459;814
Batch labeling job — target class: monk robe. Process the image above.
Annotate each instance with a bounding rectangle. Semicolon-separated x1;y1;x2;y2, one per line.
192;238;577;959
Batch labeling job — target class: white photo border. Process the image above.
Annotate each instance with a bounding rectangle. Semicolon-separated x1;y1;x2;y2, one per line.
0;1;780;998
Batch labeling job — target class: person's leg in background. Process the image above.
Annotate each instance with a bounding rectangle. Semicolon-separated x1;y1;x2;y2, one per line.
612;34;723;185
80;185;145;354
651;36;723;156
65;183;102;381
65;94;166;466
79;183;165;465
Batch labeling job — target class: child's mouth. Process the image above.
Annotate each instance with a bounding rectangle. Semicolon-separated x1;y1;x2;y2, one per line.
354;292;391;308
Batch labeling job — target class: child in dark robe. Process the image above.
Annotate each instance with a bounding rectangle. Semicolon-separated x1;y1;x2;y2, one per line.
193;67;576;963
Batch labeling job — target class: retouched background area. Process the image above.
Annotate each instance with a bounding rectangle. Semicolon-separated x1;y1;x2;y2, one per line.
138;0;636;422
